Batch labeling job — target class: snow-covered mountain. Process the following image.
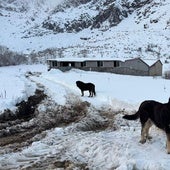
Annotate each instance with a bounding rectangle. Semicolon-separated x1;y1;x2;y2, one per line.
0;0;169;64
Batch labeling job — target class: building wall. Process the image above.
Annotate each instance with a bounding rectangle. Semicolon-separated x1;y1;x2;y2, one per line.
103;61;114;67
149;61;162;76
47;59;162;76
112;67;149;76
79;67;149;76
85;61;122;68
75;62;82;67
85;61;98;67
47;60;58;69
123;58;149;72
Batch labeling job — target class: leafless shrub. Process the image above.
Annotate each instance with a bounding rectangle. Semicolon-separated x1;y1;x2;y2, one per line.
164;70;170;79
0;90;6;99
0;46;27;66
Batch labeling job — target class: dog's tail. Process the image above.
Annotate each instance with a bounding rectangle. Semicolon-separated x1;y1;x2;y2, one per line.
123;111;140;120
168;98;170;108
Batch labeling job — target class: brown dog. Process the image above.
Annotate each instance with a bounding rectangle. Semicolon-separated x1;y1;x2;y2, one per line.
123;98;170;154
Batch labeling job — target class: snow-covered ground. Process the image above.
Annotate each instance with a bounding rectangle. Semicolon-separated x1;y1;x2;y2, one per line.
0;65;46;112
0;0;169;168
1;64;170;113
1;65;170;169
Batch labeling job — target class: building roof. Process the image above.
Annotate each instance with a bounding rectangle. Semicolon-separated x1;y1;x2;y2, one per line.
125;57;162;67
143;59;162;67
47;58;122;62
47;58;162;67
47;58;85;62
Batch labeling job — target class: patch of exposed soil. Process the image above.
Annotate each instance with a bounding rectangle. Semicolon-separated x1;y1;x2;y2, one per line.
0;90;93;153
0;89;46;123
0;89;47;153
22;158;89;170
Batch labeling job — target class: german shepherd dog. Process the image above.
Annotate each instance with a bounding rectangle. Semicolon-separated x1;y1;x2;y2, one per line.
76;81;96;97
123;98;170;153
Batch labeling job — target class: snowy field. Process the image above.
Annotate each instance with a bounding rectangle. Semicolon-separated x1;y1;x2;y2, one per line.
1;64;170;169
1;64;170;113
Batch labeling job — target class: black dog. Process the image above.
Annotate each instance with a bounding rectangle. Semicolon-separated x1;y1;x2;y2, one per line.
76;81;96;97
123;98;170;154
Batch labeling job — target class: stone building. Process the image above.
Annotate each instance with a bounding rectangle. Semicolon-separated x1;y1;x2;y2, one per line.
47;58;162;76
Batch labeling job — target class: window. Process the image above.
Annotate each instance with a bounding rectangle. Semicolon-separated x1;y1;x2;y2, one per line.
114;61;119;67
97;61;103;67
61;62;75;67
81;62;86;67
52;61;57;67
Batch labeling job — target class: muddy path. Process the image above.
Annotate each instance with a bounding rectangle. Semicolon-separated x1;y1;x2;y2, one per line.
0;89;47;152
0;90;88;148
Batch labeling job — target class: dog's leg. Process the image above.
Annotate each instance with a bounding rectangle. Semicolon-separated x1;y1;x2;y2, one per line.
91;91;93;97
81;90;84;96
145;119;153;140
89;91;92;97
140;125;147;144
140;119;152;143
166;133;170;154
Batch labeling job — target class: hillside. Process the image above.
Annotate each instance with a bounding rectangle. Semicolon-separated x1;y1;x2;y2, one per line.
0;0;169;64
